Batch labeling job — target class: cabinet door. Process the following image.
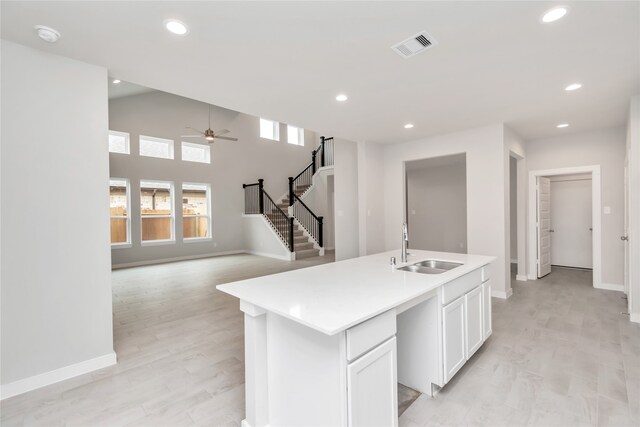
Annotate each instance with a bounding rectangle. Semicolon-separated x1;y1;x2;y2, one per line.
347;337;398;427
465;286;483;359
482;280;492;339
442;296;466;384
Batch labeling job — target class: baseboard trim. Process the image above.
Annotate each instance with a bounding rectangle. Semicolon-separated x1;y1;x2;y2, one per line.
515;274;528;282
112;250;245;269
245;250;294;261
631;313;640;324
1;352;117;400
492;288;513;300
595;282;625;292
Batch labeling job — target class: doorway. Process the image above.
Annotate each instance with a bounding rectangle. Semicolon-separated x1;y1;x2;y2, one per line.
405;154;467;253
528;166;602;287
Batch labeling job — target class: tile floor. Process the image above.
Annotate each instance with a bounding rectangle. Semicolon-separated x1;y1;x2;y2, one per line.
1;257;638;427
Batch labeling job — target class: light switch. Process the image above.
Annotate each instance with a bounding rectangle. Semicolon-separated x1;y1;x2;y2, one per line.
338;210;344;217
604;206;611;214
367;209;371;217
411;209;416;215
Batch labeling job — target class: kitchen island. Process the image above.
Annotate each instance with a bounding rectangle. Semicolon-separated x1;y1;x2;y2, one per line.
217;250;494;427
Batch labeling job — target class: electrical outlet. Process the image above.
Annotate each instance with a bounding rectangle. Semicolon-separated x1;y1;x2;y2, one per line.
604;206;611;214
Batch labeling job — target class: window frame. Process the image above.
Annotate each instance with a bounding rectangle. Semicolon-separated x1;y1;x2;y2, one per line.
287;125;305;146
108;130;130;154
109;177;132;248
139;135;175;160
140;179;176;246
182;182;212;242
260;118;280;141
181;141;211;164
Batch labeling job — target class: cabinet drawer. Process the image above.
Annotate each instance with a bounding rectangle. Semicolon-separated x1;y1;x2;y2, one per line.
441;269;482;306
346;310;396;362
481;265;491;282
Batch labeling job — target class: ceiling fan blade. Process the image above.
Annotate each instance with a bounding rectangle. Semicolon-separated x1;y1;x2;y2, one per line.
181;135;204;138
214;129;230;136
215;136;238;141
185;126;205;135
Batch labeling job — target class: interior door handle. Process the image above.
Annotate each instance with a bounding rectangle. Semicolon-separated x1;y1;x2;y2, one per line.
549;229;554;232
621;236;629;241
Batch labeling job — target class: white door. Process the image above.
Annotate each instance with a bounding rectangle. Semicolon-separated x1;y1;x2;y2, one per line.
624;154;630;297
550;178;592;269
537;177;552;277
482;280;492;340
347;337;398;427
442;296;466;383
464;286;483;359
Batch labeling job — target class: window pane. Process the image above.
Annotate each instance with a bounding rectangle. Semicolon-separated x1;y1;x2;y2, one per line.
109;131;130;154
260;118;279;140
140;135;174;159
181;142;210;163
109;179;128;216
183;217;209;239
110;178;129;244
287;125;304;146
110;218;128;243
183;184;208;216
142;218;172;241
140;180;173;241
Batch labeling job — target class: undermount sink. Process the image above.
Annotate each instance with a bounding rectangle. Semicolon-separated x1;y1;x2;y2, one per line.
397;259;463;275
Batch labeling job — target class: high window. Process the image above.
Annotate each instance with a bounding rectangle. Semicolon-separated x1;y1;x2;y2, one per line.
109;178;130;246
139;135;174;159
140;180;174;244
182;183;211;240
260;118;280;141
287;125;304;146
109;130;130;154
181;141;211;164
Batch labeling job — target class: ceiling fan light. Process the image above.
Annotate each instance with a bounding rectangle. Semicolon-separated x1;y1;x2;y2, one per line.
205;136;214;141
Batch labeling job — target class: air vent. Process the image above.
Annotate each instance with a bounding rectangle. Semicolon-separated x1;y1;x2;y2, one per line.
392;31;437;58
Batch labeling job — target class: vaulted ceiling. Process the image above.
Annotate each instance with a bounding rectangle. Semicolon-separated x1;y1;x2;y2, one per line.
2;1;638;143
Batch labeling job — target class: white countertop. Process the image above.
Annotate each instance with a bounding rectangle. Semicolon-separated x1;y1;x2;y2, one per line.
217;250;494;336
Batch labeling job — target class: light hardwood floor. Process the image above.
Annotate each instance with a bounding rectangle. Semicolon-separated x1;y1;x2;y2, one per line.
2;258;638;426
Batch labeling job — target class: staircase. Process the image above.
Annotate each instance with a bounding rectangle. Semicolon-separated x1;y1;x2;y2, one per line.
243;136;334;260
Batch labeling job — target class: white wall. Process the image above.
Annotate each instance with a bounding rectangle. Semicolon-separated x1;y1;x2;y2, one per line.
525;127;626;286
300;168;335;249
1;41;114;391
357;141;386;256
379;124;511;298
627;95;640;322
243;216;292;260
406;160;467;253
109;91;317;266
334;139;360;261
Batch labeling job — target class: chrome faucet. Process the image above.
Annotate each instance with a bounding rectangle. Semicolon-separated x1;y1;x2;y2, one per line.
401;222;409;263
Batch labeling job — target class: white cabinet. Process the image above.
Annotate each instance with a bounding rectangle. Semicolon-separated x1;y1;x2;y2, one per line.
347;337;398;427
482;279;492;339
442;296;466;383
464;286;483;359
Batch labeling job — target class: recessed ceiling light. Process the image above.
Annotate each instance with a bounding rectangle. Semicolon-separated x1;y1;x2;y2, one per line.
112;79;121;84
404;124;414;129
557;123;569;128
34;25;61;43
335;94;348;102
541;7;568;23
564;83;582;91
164;19;188;35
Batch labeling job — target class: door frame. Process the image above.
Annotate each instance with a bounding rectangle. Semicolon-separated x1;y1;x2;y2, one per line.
527;165;602;288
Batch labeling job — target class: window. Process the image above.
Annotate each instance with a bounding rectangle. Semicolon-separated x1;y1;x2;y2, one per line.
109;178;130;246
182;183;211;240
287;125;304;146
181;141;211;164
260;118;280;141
139;135;174;159
109;131;130;154
140;180;174;244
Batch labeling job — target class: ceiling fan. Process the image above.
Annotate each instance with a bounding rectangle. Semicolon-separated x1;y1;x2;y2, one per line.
181;105;238;144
